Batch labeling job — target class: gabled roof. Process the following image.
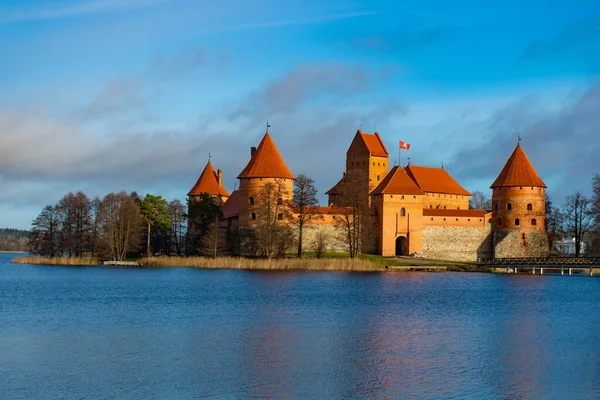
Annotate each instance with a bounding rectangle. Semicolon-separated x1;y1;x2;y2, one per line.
372;166;424;195
405;165;471;196
237;133;295;179
491;144;546;188
325;176;344;195
350;129;389;157
222;190;241;219
188;160;230;197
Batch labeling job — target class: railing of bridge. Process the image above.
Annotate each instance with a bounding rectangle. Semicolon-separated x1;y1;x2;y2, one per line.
478;257;600;266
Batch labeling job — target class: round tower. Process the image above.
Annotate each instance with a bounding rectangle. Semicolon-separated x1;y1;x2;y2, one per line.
491;143;548;257
237;132;295;227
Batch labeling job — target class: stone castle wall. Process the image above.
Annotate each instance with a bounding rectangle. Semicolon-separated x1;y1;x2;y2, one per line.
422;225;494;262
300;224;348;254
493;229;549;258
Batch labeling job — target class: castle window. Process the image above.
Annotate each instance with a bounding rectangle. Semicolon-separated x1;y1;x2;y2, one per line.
527;203;533;211
378;162;381;166
249;197;255;205
498;218;502;225
532;218;537;226
515;218;520;226
429;205;432;209
443;218;446;221
468;218;471;221
401;196;404;200
522;233;526;240
443;206;446;209
456;218;459;221
507;203;512;211
277;197;283;205
277;213;283;221
383;163;385;166
377;175;380;181
494;203;498;211
431;218;434;221
251;213;256;220
400;208;406;216
373;162;375;166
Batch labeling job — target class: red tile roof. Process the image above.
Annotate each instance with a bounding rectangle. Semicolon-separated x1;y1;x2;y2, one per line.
356;130;388;157
237;133;295;179
423;209;489;218
222;189;241;219
372;166;425;195
188;160;230;197
405;165;471;196
491;144;546;188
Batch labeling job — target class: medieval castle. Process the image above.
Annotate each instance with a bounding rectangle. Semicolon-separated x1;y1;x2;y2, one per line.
188;129;549;261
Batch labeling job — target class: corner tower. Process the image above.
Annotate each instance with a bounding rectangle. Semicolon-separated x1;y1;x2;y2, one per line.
491;143;548;257
237;132;295;227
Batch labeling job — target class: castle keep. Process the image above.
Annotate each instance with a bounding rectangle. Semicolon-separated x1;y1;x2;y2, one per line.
188;129;549;261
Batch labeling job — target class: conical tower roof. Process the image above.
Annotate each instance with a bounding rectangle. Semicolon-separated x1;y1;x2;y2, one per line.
188;160;230;197
237;133;295;179
372;166;424;195
491;144;546;188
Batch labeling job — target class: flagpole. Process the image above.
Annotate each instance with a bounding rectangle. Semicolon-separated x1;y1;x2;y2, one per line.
398;140;400;168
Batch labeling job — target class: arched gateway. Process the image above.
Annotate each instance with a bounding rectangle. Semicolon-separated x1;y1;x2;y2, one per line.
395;236;408;256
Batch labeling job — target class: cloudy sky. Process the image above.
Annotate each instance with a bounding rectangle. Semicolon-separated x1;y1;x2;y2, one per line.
1;0;599;229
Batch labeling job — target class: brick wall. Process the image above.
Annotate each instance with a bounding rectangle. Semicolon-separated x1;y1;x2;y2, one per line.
422;225;493;262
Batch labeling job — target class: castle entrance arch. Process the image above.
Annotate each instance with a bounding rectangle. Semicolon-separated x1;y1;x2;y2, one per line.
395;236;408;256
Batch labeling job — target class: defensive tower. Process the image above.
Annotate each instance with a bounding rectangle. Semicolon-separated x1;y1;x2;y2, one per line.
491;143;548;257
237;131;295;227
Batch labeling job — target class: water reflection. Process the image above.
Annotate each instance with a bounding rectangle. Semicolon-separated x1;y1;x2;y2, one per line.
2;254;600;399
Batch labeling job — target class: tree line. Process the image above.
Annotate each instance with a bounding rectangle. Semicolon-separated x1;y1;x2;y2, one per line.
26;174;327;260
29;191;186;260
0;229;28;252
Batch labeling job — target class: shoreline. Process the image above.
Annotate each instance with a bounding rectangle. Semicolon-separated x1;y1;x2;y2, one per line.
10;255;489;272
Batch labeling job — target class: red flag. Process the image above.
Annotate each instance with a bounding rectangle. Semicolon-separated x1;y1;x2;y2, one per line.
400;140;411;150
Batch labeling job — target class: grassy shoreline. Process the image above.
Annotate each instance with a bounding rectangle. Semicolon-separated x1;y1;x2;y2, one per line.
10;254;475;272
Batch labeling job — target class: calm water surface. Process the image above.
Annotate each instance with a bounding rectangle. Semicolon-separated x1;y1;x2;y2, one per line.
1;252;600;399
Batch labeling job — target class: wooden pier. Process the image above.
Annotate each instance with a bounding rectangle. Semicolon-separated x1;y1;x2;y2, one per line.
478;257;600;276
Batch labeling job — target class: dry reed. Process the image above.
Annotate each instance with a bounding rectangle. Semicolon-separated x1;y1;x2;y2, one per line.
11;255;100;266
140;256;385;272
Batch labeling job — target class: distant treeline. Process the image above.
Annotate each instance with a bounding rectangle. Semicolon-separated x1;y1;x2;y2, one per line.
0;228;29;252
28;191;187;261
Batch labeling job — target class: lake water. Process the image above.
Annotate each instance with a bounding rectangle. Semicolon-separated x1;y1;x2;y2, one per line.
1;252;600;399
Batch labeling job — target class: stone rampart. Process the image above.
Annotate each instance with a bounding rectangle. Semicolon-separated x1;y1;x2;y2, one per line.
493;229;549;258
422;225;493;262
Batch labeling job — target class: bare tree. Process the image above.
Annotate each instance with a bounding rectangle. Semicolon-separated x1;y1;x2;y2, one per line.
293;174;319;257
28;205;60;256
469;191;492;210
562;191;593;257
167;199;186;255
255;179;293;258
99;192;143;261
545;193;563;252
314;230;328;258
333;171;368;259
90;197;102;257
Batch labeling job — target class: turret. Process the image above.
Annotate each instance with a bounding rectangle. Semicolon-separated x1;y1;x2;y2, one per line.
491;143;548;257
237;131;295;226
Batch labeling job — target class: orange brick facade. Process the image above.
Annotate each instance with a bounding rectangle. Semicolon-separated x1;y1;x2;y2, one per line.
188;130;548;260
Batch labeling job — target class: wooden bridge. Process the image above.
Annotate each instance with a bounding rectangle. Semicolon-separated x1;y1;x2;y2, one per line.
478;257;600;276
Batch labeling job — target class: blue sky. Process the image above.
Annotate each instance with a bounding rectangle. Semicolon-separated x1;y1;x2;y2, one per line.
1;0;599;229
